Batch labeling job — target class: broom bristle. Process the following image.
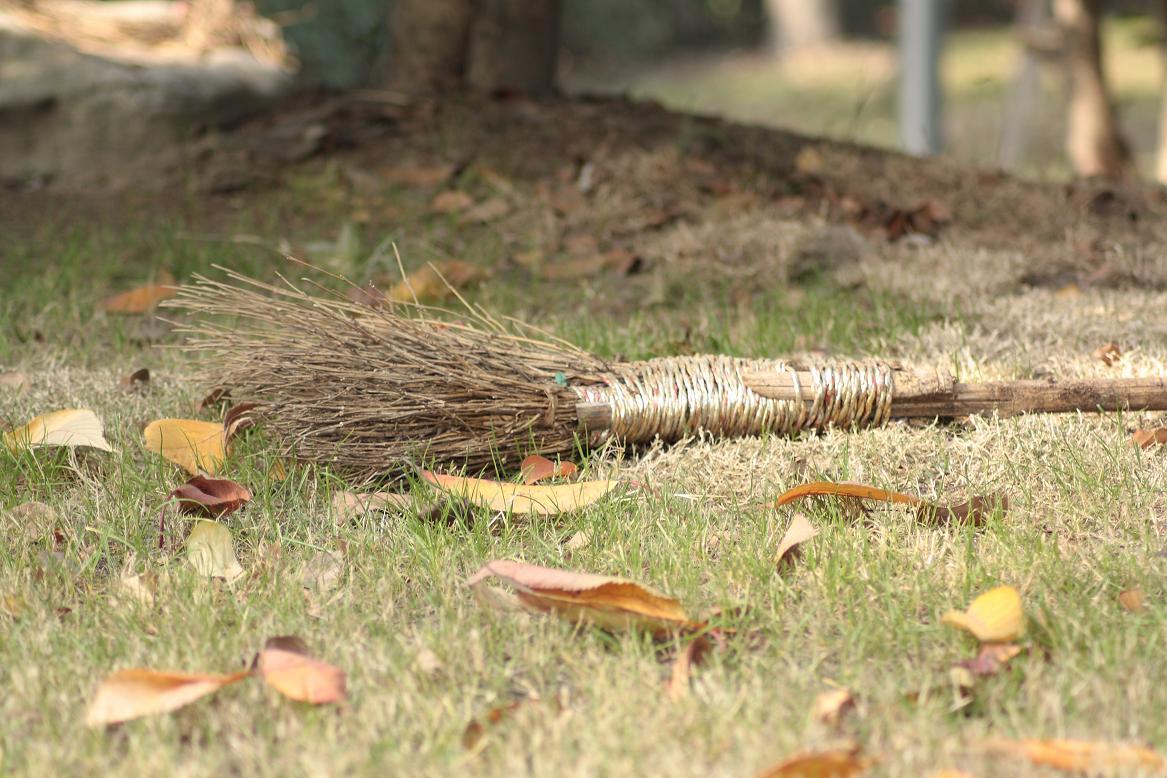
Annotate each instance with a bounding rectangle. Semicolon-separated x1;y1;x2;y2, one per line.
171;268;610;480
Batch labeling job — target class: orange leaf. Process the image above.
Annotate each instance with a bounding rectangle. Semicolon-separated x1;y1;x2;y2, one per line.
467;559;696;634
423;471;616;515
1093;342;1122;366
85;668;248;726
143;419;226;475
255;636;346;705
1119;588;1146;613
756;745;877;777
1132;428;1167;450
773;481;926;509
100;282;178;314
985;738;1165;772
170;475;252;518
519;454;579;485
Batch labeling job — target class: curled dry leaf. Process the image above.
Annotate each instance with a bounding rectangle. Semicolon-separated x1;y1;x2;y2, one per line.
185;521;244;581
519;454;579;485
254;636;346;705
99;281;178;314
330;491;412;522
1119;588;1146;613
1132;428;1167;450
143;419;226;475
120;367;150;392
85;668;248;726
467;559;695;634
776;512;818;569
959;643;1022;677
755;744;877;777
916;495;1007;527
811;688;856;727
170;475;252;518
665;634;712;702
1093;342;1122;366
4;409;113;452
424;472;617;516
984;738;1165;772
942;586;1025;643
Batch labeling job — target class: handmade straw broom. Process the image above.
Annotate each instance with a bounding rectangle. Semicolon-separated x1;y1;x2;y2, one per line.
174;269;1167;480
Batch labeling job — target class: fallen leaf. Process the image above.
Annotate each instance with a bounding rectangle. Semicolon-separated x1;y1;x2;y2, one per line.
1;500;59;545
931;772;976;778
1119;588;1146;613
382;163;455;188
776;512;818;568
100;281;178;314
0;371;29;392
794;146;825;175
143;419;226;475
562;232;599;256
917;495;1007;527
1131;428;1167;449
120;368;150;392
430;190;474;213
773;481;925;509
519;454;579;485
467;559;695;634
958;643;1022;676
222;402;260;442
415;647;443;676
540;249;640;281
462;699;531;750
185;521;244;581
387;260;485;302
984;738;1165;772
254;636;346;705
665;635;712;702
4;409;113;452
942;586;1025;643
458;197;511;224
85;668;248;726
513;249;545;271
300;550;344;595
424;472;617;515
1093;342;1122;366
811;688;855;726
563;529;591;552
330;491;412;522
755;745;877;777
170;475;252;518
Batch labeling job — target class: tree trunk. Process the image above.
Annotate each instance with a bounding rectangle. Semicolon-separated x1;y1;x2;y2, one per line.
1053;0;1130;178
466;0;559;95
387;0;474;94
766;0;839;52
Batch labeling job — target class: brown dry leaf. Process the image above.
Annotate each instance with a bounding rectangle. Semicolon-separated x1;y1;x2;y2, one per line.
185;521;244;582
120;368;150;392
958;643;1022;677
776;512;818;569
254;636;346;705
755;744;877;777
917;495;1007;527
811;688;855;726
143;419;226;475
513;249;545;271
430;190;474;214
1131;428;1167;450
1;500;58;544
0;371;29;392
85;668;249;726
170;475;252;518
984;738;1165;772
387;260;484;303
458;197;511;224
300;550;344;595
467;559;696;634
665;635;712;702
942;586;1025;643
540;248;640;281
462;699;533;750
424;472;617;515
1093;342;1122;366
1119;588;1146;613
331;491;412;522
382;163;454;188
4;409;113;452
563;529;591;553
519;454;579;485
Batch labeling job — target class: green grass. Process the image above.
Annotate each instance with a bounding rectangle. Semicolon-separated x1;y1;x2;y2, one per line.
4;148;1167;776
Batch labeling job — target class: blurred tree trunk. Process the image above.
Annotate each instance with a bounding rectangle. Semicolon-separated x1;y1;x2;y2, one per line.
1053;0;1130;178
387;0;559;95
766;0;839;52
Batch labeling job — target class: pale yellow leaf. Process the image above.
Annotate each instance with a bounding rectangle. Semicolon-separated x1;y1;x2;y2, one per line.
984;738;1165;772
424;472;616;515
3;409;113;452
85;668;248;726
143;419;226;475
185;521;244;581
776;512;818;567
811;688;855;726
255;636;346;704
942;585;1025;643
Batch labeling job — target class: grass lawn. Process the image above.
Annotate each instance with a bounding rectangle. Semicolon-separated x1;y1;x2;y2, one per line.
4;95;1167;777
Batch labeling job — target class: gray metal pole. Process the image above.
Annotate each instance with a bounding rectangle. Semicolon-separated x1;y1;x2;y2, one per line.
899;0;945;155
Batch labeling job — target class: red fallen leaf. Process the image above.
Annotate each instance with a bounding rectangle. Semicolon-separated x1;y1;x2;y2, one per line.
254;636;346;705
519;455;579;485
958;643;1023;677
170;476;252;518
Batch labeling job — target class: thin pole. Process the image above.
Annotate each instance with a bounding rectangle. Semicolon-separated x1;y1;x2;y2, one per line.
899;0;945;155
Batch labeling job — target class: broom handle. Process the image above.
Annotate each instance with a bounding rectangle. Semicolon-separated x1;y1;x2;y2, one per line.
741;367;1167;418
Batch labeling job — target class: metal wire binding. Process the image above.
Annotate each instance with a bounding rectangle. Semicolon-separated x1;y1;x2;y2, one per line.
573;356;893;444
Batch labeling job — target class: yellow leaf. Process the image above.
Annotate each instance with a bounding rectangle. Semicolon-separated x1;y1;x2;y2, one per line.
423;471;616;515
185;521;244;581
811;688;855;726
984;738;1165;772
467;559;696;634
942;586;1025;643
255;636;346;705
143;419;226;475
3;408;113;452
85;668;248;726
755;745;877;777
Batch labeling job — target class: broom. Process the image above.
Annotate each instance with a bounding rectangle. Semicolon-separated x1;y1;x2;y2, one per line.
173;268;1167;480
